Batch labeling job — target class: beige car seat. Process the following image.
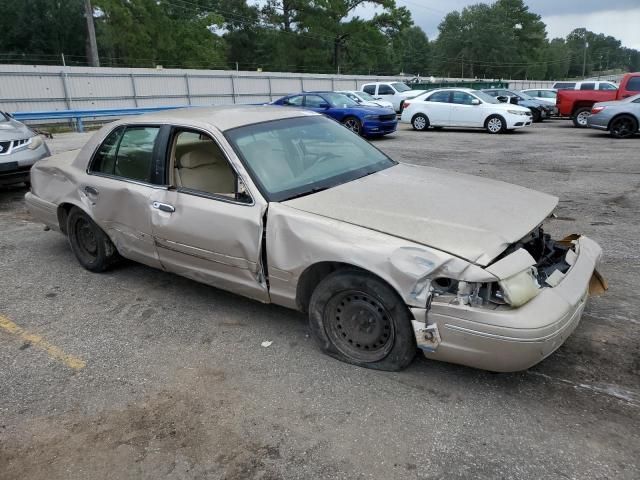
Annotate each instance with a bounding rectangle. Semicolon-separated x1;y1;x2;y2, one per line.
174;143;235;195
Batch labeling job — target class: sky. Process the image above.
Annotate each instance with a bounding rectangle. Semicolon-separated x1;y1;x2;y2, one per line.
349;0;640;50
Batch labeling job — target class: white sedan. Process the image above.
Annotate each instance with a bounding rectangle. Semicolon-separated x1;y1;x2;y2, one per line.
400;88;533;134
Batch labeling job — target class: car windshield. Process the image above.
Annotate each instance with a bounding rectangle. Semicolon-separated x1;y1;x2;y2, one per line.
0;112;9;122
473;91;500;104
322;92;358;108
225;116;396;202
357;91;376;101
392;82;412;92
516;91;535;100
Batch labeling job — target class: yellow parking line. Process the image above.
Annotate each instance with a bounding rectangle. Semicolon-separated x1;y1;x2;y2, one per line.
0;315;86;370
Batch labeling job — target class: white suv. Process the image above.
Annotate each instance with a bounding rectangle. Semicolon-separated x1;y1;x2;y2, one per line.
361;82;424;112
552;81;618;91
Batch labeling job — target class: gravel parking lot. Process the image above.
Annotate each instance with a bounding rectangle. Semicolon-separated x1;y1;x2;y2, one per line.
1;120;639;480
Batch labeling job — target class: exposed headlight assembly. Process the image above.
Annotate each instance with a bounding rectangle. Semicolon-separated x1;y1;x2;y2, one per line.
486;248;540;307
27;135;44;150
507;110;528;116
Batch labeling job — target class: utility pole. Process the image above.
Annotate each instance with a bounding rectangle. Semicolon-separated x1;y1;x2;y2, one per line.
582;40;589;78
84;0;100;67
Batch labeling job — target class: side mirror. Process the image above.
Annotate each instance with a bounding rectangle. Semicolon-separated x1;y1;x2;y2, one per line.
496;96;508;103
374;96;383;100
510;97;519;105
471;99;481;105
318;102;330;109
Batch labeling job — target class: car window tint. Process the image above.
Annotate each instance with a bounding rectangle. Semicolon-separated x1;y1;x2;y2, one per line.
362;85;376;95
91;127;124;176
427;91;450;103
451;91;475;105
599;83;617;90
626;77;640;91
285;95;303;106
305;95;327;108
112;127;160;182
378;85;395;95
542;90;556;98
172;130;244;201
580;83;595;90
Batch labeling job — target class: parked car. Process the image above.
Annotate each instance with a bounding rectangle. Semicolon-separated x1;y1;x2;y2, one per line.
521;88;558;103
0;111;51;186
336;90;394;110
360;82;424;112
553;80;618;91
556;73;640;127
481;89;554;122
25;106;605;372
587;93;640;138
401;88;532;133
272;91;396;137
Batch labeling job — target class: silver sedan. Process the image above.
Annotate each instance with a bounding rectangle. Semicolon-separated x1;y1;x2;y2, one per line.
0;111;51;186
587;94;640;138
25;106;606;372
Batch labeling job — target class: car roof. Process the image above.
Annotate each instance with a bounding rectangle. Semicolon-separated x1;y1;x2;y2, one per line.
116;105;319;132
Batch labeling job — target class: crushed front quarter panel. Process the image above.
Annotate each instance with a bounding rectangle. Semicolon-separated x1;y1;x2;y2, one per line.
265;203;496;310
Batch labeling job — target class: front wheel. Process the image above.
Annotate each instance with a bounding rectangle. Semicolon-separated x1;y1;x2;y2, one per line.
342;116;362;135
411;113;429;131
609;115;638;139
531;108;542;123
67;207;120;272
308;270;416;371
572;107;591;128
485;115;506;134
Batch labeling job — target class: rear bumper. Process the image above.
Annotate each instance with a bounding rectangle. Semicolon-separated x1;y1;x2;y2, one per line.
24;191;61;231
411;235;602;372
587;114;611;130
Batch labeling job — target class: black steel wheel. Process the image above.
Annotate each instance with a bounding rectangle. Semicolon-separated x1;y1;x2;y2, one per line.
609;115;638;139
308;269;416;371
67;207;120;272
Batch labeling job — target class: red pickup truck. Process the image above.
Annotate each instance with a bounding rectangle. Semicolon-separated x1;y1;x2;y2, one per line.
556;72;640;127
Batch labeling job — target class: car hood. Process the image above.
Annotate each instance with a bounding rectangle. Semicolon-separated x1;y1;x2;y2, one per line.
352;105;396;115
493;103;531;114
0;119;33;142
282;163;558;266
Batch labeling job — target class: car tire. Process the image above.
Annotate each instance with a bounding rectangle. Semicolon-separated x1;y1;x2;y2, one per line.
572;107;591;128
411;113;430;131
308;269;416;371
485;115;506;134
342;116;362;135
67;207;120;272
609;114;638;139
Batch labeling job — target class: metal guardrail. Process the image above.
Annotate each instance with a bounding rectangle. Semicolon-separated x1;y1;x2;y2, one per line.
11;106;186;132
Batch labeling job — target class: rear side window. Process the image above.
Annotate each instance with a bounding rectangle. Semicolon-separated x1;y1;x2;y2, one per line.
427;91;451;103
626;77;640;92
90;126;161;183
362;85;376;95
580;83;595;90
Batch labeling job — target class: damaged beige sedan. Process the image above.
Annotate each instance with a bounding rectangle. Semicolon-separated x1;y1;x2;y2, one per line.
25;106;606;372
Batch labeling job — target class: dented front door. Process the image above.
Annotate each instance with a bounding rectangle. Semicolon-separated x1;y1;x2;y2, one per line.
148;189;269;302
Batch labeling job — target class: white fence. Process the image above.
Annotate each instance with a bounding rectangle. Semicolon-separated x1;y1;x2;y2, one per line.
0;64;558;116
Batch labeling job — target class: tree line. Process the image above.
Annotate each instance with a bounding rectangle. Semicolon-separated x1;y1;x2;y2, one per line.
1;0;639;79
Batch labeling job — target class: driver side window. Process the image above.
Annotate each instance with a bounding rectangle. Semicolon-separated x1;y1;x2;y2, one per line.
171;130;250;203
378;85;395;95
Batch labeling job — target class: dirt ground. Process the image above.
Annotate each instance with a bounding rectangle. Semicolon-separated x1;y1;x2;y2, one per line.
1;120;639;480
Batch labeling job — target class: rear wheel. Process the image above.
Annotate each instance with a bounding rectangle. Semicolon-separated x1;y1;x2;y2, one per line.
609;115;638;139
411;113;429;131
342;116;362;135
572;107;591;128
308;270;416;371
67;207;120;272
485;115;506;134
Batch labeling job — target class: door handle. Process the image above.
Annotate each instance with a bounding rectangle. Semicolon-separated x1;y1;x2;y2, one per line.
152;201;175;213
84;186;99;196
